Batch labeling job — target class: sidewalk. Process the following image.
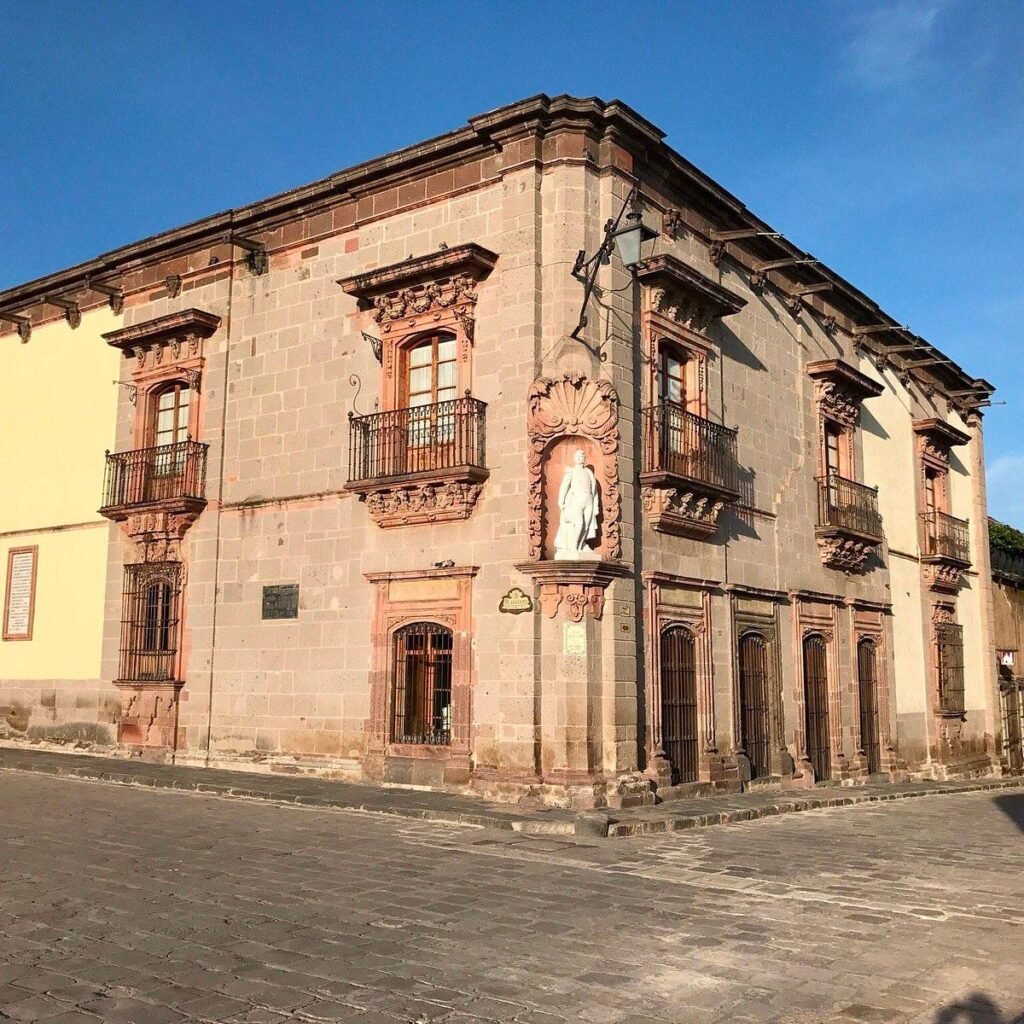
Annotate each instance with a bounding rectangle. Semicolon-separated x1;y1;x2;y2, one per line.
1;743;1021;838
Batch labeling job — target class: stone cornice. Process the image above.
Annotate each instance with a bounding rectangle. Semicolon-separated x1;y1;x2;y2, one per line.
637;254;746;319
338;244;498;301
363;566;480;583
806;359;885;402
103;308;222;353
0;92;993;401
912;417;971;449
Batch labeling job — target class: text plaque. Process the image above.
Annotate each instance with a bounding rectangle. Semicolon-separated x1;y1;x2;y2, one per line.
563;621;587;656
3;547;37;640
499;587;533;614
262;584;299;620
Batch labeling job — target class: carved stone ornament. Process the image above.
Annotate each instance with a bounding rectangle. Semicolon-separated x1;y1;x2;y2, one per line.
539;582;605;622
122;510;199;563
802;626;835;643
648;287;716;335
816;535;872;572
807;360;884;430
662;208;685;240
932;602;957;625
372;273;476;326
641;486;726;540
813;379;860;428
526;373;621;561
923;560;965;594
364;480;484;529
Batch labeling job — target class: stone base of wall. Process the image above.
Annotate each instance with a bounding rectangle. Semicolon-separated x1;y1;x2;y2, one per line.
0;680;118;747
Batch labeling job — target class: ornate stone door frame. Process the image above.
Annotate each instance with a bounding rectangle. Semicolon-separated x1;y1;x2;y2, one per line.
363;567;478;785
643;573;728;789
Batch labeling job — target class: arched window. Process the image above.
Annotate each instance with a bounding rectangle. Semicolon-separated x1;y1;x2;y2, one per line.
660;625;698;784
151;381;191;448
737;632;771;780
803;634;831;781
403;334;457;409
120;563;181;683
657;341;687;408
857;638;881;774
402;334;458;456
392;622;453;745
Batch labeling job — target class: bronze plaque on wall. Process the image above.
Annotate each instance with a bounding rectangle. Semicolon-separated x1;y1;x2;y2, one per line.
262;584;299;620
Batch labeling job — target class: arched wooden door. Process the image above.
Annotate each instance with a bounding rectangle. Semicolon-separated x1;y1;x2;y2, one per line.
803;634;831;782
660;625;698;784
737;632;771;780
857;638;881;775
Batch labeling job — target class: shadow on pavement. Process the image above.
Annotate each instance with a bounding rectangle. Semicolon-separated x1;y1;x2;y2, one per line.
933;992;1024;1024
992;792;1024;833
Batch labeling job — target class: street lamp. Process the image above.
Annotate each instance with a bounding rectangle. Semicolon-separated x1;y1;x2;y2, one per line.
570;186;657;340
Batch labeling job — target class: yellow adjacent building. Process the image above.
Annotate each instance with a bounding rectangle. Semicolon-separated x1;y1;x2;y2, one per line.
0;307;122;742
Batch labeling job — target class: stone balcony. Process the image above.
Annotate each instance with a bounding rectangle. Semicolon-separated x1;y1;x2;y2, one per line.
345;395;488;528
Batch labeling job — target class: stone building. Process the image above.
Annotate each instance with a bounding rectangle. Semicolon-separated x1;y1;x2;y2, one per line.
991;521;1024;772
0;94;1004;806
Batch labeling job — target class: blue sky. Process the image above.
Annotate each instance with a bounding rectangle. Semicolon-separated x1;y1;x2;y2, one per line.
1;0;1021;521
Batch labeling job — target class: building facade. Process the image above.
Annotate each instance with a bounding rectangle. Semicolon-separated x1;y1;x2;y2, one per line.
991;522;1024;772
0;95;1004;806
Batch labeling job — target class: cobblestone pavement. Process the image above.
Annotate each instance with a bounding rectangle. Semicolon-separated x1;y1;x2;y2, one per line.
1;772;1022;1024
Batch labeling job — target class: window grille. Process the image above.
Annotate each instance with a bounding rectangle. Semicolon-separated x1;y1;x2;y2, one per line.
857;638;881;774
660;625;698;784
118;562;182;682
803;634;831;781
737;632;771;780
936;622;965;714
392;622;454;745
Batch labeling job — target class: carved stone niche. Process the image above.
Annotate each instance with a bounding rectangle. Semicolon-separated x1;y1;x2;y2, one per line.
338;245;497;528
913;418;972;593
636;255;746;540
514;372;631;620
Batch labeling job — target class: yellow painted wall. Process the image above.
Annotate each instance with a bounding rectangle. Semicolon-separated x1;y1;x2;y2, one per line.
0;307;121;534
859;357;919;555
0;308;120;680
0;526;111;679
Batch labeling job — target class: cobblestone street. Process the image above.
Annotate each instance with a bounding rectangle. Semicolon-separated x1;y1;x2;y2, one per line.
1;771;1022;1024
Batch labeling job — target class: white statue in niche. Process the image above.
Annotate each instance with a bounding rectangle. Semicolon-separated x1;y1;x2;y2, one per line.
554;449;600;559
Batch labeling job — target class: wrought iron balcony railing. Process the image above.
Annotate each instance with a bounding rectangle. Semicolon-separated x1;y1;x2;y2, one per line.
101;440;209;511
922;510;971;564
641;402;740;495
347;396;487;485
816;473;883;540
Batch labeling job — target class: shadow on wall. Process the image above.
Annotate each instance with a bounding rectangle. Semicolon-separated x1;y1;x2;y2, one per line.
860;403;890;441
717;324;766;373
934;992;1024;1024
992;793;1024;833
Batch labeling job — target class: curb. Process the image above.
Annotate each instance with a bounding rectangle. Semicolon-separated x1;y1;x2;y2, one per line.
600;778;1024;837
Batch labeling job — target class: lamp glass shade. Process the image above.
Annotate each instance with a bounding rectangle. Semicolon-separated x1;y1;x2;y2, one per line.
612;211;656;268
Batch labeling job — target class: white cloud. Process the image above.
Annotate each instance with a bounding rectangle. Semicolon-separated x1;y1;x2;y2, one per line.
986;453;1024;525
844;0;946;90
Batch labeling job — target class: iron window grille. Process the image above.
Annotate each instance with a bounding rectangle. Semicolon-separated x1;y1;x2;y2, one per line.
391;621;454;745
803;634;831;781
118;562;182;683
737;632;772;780
660;625;699;785
857;638;881;775
936;622;965;715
